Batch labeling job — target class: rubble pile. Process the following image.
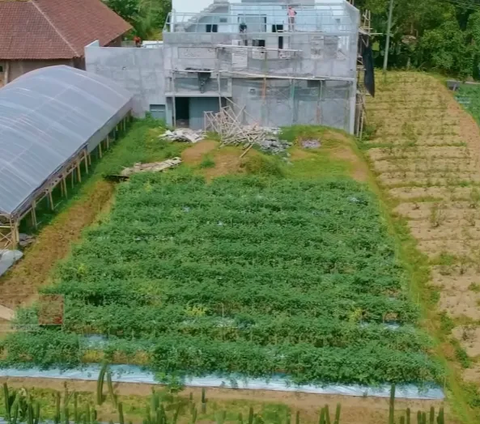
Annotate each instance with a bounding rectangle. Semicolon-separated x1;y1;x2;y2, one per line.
18;233;35;248
160;129;204;143
255;134;291;154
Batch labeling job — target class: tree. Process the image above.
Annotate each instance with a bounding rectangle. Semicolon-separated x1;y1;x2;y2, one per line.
105;0;171;40
358;0;480;78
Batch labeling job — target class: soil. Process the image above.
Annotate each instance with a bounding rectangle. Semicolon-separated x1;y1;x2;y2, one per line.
332;146;369;182
181;140;218;165
204;149;245;179
182;141;246;180
0;377;454;424
0;180;115;310
366;72;480;401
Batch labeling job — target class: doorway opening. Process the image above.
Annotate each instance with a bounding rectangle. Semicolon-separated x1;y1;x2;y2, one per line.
175;97;190;127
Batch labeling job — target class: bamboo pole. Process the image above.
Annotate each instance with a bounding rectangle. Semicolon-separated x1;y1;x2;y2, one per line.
84;151;89;174
14;221;19;247
31;201;37;229
62;175;68;197
48;190;54;211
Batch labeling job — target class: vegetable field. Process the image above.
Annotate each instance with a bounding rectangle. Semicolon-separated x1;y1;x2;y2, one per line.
3;172;441;385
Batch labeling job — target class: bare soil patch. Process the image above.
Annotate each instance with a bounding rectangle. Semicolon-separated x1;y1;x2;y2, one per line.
182;141;247;180
331;146;368;182
204;148;245;179
181;140;218;165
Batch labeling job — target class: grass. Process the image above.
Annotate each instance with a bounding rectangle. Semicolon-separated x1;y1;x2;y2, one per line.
241;155;285;177
199;155;216;169
469;283;480;293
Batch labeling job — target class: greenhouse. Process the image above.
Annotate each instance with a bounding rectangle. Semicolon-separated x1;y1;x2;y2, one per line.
0;66;133;248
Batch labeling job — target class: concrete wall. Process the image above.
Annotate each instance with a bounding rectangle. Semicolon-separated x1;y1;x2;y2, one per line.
231;78;353;131
189;97;221;129
6;59;74;82
85;44;165;117
163;30;357;80
173;0;213;14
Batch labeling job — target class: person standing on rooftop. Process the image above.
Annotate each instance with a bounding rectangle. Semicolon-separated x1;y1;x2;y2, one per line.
288;5;297;31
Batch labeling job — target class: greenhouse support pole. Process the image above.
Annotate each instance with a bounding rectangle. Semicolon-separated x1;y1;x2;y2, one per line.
48;190;54;211
12;219;19;247
31;201;37;229
84;151;89;174
62;175;68;197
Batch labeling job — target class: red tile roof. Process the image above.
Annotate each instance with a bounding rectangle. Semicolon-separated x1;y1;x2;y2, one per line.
0;0;132;60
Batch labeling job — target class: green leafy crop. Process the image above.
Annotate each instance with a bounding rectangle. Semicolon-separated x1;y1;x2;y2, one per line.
3;174;441;385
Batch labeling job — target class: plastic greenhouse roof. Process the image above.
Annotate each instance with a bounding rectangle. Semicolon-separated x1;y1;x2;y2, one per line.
0;66;133;218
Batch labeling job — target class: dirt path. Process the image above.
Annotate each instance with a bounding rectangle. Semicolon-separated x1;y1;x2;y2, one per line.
0;180;114;310
366;72;480;421
0;377;452;424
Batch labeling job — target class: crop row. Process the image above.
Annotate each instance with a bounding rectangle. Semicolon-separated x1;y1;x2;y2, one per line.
4;174;440;384
2;332;441;385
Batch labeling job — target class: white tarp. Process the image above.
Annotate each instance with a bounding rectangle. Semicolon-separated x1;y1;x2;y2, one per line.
0;250;22;277
0;365;444;400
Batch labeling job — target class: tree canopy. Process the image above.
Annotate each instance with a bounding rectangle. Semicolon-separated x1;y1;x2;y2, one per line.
358;0;480;78
105;0;171;40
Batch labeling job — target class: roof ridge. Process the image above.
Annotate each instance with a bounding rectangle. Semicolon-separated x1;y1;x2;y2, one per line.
30;0;80;57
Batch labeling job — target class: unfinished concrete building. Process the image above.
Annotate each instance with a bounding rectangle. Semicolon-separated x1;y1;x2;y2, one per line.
87;0;360;133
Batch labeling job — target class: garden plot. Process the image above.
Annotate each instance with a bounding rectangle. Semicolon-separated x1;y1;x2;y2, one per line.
2;172;440;387
366;72;480;397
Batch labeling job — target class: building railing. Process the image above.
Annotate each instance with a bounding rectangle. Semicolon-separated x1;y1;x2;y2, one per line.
164;3;357;34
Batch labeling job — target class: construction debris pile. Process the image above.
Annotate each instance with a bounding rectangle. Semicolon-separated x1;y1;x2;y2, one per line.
255;131;291;155
301;139;321;149
160;129;204;143
204;107;291;154
120;157;182;177
18;233;35;248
